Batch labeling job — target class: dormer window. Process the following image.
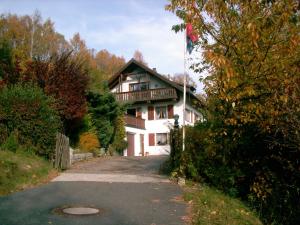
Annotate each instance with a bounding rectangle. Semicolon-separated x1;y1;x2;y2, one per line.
129;82;149;92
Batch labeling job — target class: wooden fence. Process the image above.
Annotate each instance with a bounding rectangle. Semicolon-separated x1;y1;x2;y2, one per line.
54;132;70;170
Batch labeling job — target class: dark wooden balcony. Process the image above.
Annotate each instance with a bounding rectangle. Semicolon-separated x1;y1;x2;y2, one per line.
115;88;177;103
124;115;145;129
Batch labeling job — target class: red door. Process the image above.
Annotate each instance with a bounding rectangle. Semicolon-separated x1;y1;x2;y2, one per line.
127;133;135;156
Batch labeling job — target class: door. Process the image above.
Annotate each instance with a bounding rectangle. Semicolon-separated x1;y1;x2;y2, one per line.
127;133;135;156
140;134;144;156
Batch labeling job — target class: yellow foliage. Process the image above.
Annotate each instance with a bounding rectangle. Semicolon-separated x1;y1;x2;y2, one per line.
250;175;272;201
79;132;100;152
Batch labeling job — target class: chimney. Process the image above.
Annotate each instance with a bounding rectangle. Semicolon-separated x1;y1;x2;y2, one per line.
152;68;156;72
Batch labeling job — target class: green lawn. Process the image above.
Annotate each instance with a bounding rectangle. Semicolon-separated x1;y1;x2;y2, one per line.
183;182;262;225
0;150;57;196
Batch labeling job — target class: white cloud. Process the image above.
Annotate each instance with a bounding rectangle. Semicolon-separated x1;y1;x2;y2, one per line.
0;0;204;92
86;13;185;74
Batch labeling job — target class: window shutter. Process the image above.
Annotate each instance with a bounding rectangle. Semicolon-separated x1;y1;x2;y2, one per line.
167;105;174;119
149;133;155;146
148;106;154;120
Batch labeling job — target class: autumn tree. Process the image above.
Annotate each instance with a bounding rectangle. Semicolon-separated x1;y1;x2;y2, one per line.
69;33;94;68
25;52;89;132
0;12;69;61
133;50;148;65
170;73;197;89
167;1;300;224
94;49;125;77
91;49;125;92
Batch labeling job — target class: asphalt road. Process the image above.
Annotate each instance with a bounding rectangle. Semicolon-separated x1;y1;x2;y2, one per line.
0;156;187;225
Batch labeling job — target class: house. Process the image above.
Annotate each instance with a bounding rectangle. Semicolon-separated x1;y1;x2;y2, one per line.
108;59;203;156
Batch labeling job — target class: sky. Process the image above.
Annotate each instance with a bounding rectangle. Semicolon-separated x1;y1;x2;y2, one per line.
0;0;203;92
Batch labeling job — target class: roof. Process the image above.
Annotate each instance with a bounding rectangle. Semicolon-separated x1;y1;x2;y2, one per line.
108;58;203;105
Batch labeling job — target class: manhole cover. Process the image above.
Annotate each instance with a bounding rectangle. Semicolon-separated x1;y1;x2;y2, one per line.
63;207;99;215
53;206;103;216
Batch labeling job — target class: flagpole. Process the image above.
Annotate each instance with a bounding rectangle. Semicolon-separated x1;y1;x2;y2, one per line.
182;28;187;152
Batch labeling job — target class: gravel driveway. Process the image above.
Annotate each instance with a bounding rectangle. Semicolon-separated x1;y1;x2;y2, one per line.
67;156;168;175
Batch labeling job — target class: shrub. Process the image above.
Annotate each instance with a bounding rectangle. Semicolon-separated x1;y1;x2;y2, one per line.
110;115;127;155
0;84;62;158
169;121;300;224
87;90;126;150
0;132;19;153
79;132;100;153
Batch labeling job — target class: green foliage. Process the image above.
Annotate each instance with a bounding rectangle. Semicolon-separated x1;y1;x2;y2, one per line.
0;132;19;153
167;1;300;224
0;40;20;85
110;115;127;155
0;84;62;158
87;88;125;150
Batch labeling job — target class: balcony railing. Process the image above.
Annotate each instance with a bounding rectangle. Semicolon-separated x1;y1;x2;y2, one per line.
124;115;145;129
115;88;177;102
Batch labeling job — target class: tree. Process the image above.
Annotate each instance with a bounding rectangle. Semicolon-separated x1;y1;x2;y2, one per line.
170;73;197;89
0;41;16;85
167;1;300;224
69;33;93;68
94;49;125;77
0;13;69;61
109;113;127;155
24;52;89;131
0;84;61;158
133;50;148;65
87;87;126;151
86;89;122;150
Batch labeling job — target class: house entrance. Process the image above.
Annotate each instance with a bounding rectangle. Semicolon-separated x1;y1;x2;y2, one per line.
126;132;135;156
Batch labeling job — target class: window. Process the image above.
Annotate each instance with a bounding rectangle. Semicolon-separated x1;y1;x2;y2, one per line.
129;82;149;92
155;106;167;119
185;109;192;122
156;133;168;146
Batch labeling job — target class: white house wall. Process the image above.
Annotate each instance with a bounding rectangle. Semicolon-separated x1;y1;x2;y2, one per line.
111;70;169;93
110;67;203;156
123;99;202;156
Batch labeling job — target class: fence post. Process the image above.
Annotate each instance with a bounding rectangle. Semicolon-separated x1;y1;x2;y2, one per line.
54;132;70;170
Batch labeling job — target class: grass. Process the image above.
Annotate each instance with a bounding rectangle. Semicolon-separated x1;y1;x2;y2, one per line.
0;150;58;196
183;182;262;225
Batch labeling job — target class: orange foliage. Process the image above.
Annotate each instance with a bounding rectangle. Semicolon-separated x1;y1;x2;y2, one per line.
79;132;100;152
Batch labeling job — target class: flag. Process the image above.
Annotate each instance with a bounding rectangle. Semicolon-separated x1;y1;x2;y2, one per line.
186;23;198;54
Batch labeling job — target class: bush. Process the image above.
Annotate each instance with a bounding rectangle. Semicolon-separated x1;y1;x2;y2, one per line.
87;90;126;150
0;84;62;158
0;132;19;152
169;121;300;225
79;132;100;153
110;116;127;155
